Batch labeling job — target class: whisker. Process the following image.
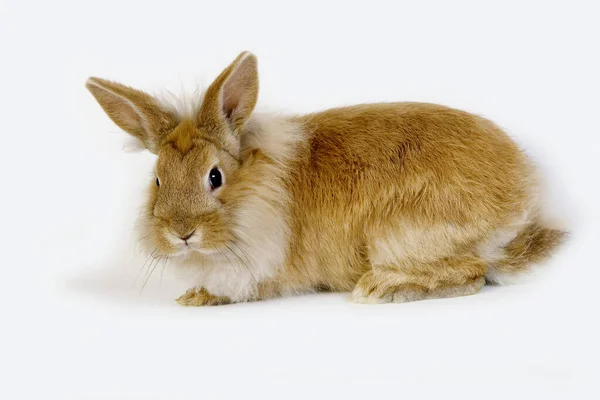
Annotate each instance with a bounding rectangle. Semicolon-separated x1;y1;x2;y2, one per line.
159;257;168;284
135;248;157;284
230;240;258;277
232;233;256;252
225;243;257;283
136;233;153;244
140;255;162;294
217;247;240;277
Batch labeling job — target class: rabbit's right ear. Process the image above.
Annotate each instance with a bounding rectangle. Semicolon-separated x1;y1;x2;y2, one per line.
198;52;259;133
86;77;178;153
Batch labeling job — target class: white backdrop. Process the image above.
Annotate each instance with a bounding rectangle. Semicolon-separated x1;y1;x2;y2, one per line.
1;0;598;399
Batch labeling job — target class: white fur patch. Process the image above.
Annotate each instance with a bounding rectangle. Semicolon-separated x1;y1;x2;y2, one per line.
155;88;205;121
177;252;261;301
476;226;521;264
243;113;307;166
122;137;147;152
484;262;544;285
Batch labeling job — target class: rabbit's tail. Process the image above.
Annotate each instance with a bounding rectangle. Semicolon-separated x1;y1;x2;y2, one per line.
483;221;568;285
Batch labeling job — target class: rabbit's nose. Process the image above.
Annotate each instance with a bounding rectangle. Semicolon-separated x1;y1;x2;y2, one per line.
179;231;195;241
171;220;196;240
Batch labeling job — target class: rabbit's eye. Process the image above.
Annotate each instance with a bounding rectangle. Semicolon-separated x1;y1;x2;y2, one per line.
209;168;223;190
156;177;160;187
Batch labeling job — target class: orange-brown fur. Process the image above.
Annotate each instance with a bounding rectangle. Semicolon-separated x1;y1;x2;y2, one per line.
86;52;567;306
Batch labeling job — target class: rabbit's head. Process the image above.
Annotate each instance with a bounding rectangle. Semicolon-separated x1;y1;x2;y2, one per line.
86;52;259;257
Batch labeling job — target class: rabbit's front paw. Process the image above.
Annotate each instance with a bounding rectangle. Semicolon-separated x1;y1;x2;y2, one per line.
176;287;230;306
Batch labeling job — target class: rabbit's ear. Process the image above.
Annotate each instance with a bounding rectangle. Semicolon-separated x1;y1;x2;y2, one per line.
198;52;259;132
86;77;177;153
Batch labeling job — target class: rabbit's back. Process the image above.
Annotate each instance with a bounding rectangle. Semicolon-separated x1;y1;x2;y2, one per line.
293;102;533;225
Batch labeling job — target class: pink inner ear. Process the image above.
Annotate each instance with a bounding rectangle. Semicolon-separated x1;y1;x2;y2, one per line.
221;60;256;119
88;80;146;134
117;101;145;129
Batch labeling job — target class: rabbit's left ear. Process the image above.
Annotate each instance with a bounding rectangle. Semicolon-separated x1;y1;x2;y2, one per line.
86;77;178;153
198;52;259;132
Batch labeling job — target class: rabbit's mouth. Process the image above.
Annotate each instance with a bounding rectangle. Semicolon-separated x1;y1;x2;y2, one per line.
162;231;222;258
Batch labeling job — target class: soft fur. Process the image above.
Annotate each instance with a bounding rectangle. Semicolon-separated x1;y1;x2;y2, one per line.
86;51;567;306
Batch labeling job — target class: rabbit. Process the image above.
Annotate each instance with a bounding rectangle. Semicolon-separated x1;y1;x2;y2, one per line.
86;51;567;306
